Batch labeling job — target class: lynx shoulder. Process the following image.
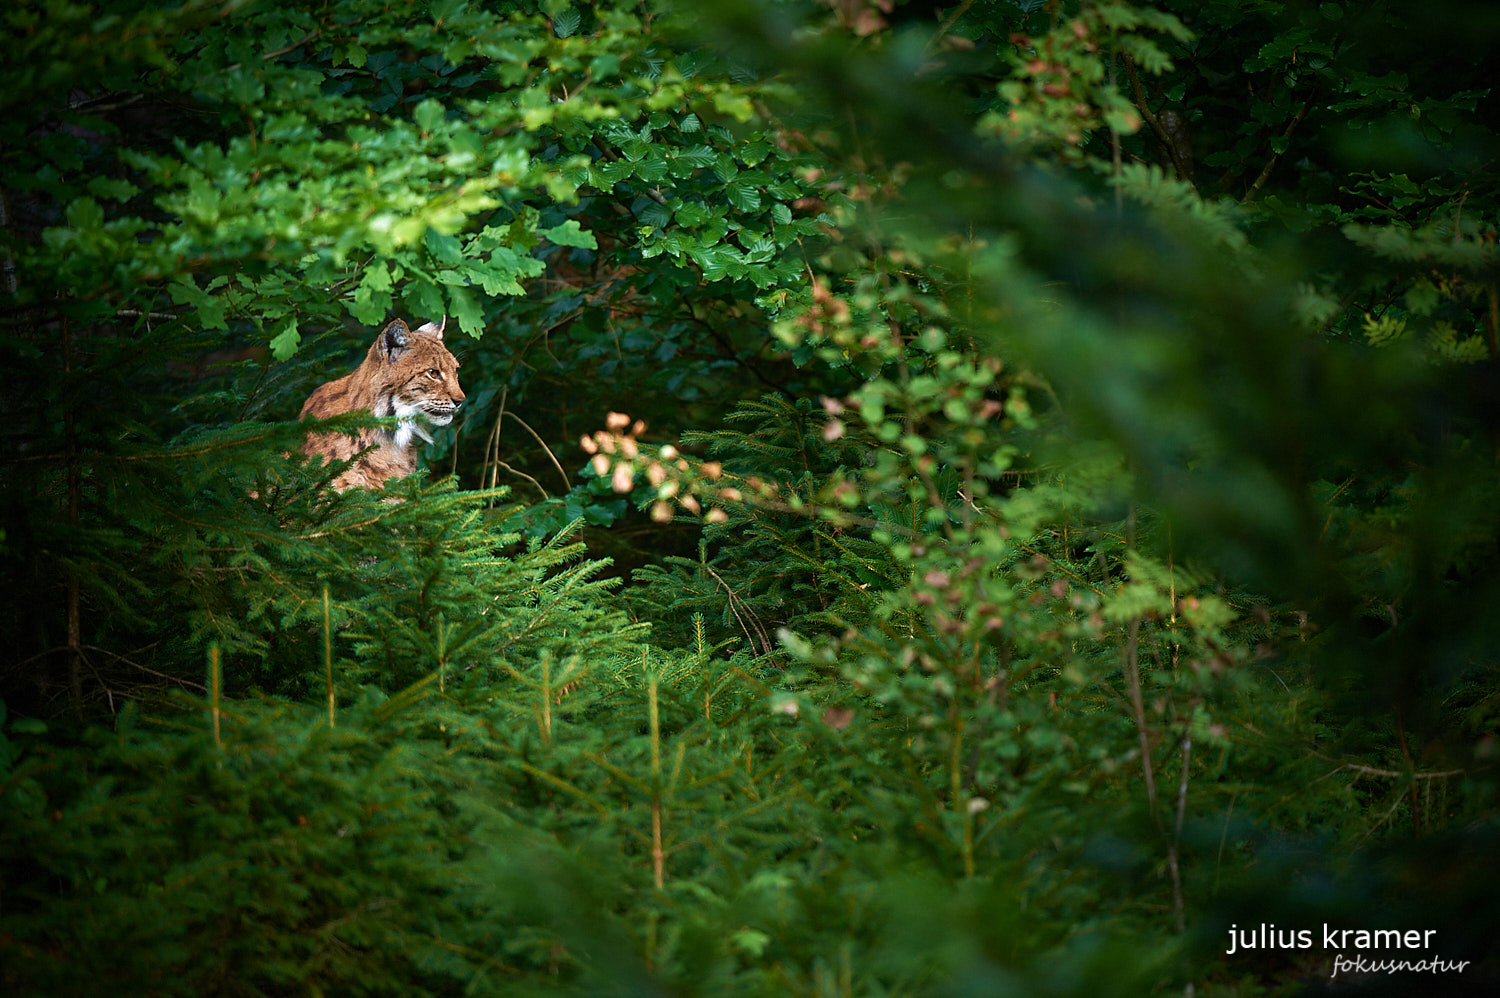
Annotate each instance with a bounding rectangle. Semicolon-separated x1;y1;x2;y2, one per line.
299;317;465;491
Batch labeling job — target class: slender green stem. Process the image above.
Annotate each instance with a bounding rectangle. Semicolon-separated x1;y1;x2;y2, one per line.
323;586;335;729
209;643;222;749
951;708;974;877
648;659;664;889
540;651;552;744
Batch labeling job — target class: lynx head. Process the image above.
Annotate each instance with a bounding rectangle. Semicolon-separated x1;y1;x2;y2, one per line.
368;317;466;431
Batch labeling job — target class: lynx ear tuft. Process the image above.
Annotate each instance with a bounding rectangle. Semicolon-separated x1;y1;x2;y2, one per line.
381;318;412;359
413;315;447;340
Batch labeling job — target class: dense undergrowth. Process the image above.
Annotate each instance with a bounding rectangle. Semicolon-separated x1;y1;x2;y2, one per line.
3;0;1499;994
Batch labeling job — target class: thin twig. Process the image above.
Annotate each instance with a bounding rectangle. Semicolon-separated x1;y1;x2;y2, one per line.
1357;788;1410;844
82;645;205;691
1317;758;1464;781
1213;796;1236;897
702;564;774;657
506;411;571;491
1170;733;1191;934
223;30;322;72
483;385;510;495
1122;54;1189;183
114;309;181;321
1244;92;1315;202
67;91;144;113
920;0;975;60
262;30;320;61
1123;617;1158;811
492;459;549;501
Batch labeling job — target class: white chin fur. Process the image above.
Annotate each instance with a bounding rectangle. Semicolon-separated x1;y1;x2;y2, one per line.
393;422;422;450
390;403;451;449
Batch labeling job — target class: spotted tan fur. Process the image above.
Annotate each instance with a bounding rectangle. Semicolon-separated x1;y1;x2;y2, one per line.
299;318;465;491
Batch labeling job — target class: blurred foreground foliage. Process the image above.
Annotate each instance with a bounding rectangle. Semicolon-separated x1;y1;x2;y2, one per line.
3;0;1499;994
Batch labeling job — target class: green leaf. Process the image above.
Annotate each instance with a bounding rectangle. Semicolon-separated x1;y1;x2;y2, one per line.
731;927;772;957
425;228;465;264
269;318;302;361
65;197;104;232
1405;280;1440;316
676;202;709;227
540;220;598;249
224;66;265;106
738;140;771;166
349;262;394;324
183;176;219;225
408;279;446;324
169;276;229;331
428;0;469;25
725;178;762;212
85;177;140;201
638;200;672;228
447;285;485;336
711;90;755;122
414;98;447;133
552;8;580;37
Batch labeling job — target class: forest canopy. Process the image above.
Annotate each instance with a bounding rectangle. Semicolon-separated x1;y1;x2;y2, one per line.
2;0;1498;994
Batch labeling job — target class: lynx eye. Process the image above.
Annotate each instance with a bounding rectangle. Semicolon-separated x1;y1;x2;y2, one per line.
426;368;441;378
